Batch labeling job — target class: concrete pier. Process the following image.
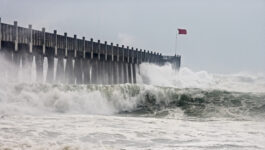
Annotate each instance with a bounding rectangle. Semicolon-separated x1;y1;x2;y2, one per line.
0;18;181;85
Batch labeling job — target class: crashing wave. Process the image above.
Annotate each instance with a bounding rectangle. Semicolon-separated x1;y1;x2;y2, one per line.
0;83;265;120
0;56;264;119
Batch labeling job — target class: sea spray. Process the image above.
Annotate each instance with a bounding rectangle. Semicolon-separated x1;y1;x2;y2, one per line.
140;63;265;93
0;57;265;119
0;83;265;119
0;57;265;150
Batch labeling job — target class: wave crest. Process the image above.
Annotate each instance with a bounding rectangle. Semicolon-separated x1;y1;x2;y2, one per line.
1;83;265;120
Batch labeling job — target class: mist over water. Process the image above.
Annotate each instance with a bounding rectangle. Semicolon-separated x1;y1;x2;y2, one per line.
0;54;264;118
139;63;265;93
0;54;265;149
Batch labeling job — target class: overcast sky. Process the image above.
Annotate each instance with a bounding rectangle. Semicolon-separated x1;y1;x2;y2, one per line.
1;0;264;73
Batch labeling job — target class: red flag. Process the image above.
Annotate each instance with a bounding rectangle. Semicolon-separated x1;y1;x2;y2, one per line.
178;29;187;35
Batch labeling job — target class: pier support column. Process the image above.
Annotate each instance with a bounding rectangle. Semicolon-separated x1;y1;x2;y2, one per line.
83;58;91;84
46;55;54;83
107;59;113;84
91;59;98;84
65;56;74;84
35;52;44;82
132;63;136;84
56;55;64;83
113;61;118;84
95;40;102;84
20;24;34;80
96;59;100;84
97;60;102;84
45;47;55;83
103;60;108;84
74;58;82;84
81;37;88;84
127;47;132;83
73;35;82;84
35;28;46;83
102;41;108;84
115;44;120;84
120;45;125;84
132;50;138;84
138;49;143;75
128;63;132;83
12;21;20;78
118;61;123;84
101;60;108;84
123;62;127;83
97;60;103;84
108;43;114;85
95;60;100;84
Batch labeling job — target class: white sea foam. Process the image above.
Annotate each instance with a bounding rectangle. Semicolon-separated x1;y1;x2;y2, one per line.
0;55;265;150
0;55;265;116
0;115;265;150
140;63;265;93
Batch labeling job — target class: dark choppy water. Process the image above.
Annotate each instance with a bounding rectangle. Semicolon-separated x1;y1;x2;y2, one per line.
125;87;265;120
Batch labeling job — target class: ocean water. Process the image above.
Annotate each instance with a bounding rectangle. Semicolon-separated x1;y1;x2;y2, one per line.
0;56;265;150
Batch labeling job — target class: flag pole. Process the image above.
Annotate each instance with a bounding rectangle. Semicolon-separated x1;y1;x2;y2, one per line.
175;31;177;56
174;31;178;73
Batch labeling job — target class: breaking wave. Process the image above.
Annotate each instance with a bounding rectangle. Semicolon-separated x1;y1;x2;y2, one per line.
139;63;265;93
0;83;265;120
0;55;264;119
